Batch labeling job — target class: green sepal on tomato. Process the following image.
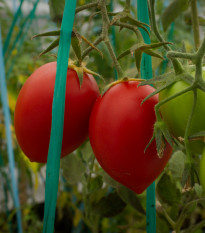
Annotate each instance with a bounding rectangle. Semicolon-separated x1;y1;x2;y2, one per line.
159;68;205;155
89;80;172;194
14;62;100;163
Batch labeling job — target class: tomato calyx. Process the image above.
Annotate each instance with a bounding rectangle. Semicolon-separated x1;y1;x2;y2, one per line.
102;77;144;95
68;59;104;87
145;119;173;158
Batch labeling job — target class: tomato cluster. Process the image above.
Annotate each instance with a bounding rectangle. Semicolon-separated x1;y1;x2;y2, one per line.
15;63;173;193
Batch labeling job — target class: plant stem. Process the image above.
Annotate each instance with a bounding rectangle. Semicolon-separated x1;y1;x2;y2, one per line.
82;36;104;59
125;0;131;12
183;90;197;163
99;0;124;78
149;0;184;74
190;0;200;50
76;2;98;14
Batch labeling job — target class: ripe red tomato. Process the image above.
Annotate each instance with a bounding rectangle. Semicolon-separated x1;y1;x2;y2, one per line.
14;62;100;163
89;81;172;194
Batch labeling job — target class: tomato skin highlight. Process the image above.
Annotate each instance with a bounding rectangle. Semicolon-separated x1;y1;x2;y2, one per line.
14;62;100;163
89;81;172;194
159;70;205;154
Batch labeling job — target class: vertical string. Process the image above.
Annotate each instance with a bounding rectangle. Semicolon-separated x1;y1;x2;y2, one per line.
0;27;23;233
5;0;40;64
137;0;156;232
42;1;76;233
3;0;25;56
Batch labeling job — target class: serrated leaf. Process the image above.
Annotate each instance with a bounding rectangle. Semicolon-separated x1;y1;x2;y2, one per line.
92;192;126;217
39;38;59;57
162;0;189;31
61;153;85;185
168;151;186;180
134;50;143;72
157;173;181;205
31;30;60;39
117;185;146;215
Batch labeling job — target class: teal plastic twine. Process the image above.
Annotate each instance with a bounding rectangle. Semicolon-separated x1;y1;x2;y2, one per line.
137;0;156;232
42;1;76;233
3;0;25;56
0;154;13;233
5;0;39;64
6;0;40;78
0;27;23;233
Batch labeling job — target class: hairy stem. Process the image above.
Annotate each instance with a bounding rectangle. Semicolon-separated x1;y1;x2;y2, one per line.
125;0;131;12
149;0;184;74
184;90;197;163
82;36;104;59
99;0;124;78
76;2;98;14
190;0;200;50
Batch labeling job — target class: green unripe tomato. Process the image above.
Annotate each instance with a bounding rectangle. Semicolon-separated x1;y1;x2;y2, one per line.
200;147;205;192
159;68;205;154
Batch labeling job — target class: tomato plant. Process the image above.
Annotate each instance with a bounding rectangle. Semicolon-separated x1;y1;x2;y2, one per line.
89;80;172;194
14;62;100;163
159;68;205;154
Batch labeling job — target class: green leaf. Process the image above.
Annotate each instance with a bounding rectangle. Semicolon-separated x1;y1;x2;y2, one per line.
144;49;164;60
49;0;65;24
157;173;181;205
194;183;203;198
117;185;146;215
189;131;205;142
134;50;143;72
161;0;189;31
88;176;103;193
31;30;60;39
168;150;186;180
117;49;131;60
61;153;85;184
92;192;126;217
39;38;59;57
71;31;82;61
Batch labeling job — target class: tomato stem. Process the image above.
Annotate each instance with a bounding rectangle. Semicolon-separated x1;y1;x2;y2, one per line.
149;0;184;75
190;0;200;51
75;2;98;14
183;90;197;164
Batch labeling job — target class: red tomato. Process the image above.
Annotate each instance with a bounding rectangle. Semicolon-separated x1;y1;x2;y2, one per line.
14;62;100;163
89;81;172;194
